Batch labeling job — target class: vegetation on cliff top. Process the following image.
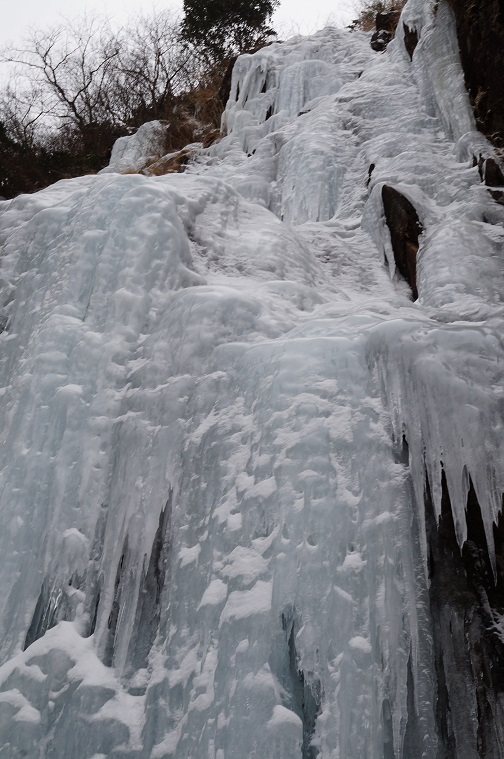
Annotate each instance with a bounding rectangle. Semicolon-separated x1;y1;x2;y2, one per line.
0;0;278;199
349;0;407;31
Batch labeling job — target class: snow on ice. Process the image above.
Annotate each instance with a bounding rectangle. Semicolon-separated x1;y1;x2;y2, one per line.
0;0;503;756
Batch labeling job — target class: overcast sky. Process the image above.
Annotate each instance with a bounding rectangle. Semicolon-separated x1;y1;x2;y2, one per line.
1;0;358;46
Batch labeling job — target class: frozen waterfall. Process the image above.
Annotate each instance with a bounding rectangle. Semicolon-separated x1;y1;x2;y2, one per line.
1;0;504;757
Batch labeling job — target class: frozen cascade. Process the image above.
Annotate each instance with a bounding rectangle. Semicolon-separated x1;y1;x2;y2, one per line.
0;0;504;756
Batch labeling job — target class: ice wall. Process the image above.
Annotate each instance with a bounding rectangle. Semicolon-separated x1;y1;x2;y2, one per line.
0;1;503;757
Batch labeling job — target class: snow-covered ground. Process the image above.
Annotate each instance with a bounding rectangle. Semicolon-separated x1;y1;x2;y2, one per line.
0;0;503;756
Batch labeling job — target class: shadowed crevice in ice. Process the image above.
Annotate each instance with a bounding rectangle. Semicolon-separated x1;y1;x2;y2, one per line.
403;23;419;60
127;492;173;677
402;649;421;757
82;502;108;638
24;571;83;651
273;606;322;759
23;578;60;651
104;535;129;667
88;581;101;638
381;699;395;759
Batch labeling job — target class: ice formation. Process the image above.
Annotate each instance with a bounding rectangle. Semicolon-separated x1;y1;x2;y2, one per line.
1;0;504;756
100;121;171;174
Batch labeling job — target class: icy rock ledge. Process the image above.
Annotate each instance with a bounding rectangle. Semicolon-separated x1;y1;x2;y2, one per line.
100;120;171;175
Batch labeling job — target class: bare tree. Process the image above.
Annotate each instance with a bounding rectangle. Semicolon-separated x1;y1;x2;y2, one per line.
0;79;50;148
2;17;122;136
1;12;199;137
115;12;197;126
0;10;222;197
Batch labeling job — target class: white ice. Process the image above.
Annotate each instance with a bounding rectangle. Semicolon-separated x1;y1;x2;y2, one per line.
100;121;171;174
0;1;503;757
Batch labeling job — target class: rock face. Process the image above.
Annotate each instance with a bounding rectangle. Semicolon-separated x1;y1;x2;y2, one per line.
370;30;393;52
381;185;423;299
371;11;401;51
446;0;504;147
426;474;504;758
481;156;504;187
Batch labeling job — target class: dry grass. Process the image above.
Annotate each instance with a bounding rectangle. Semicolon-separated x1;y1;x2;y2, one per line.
141;147;196;176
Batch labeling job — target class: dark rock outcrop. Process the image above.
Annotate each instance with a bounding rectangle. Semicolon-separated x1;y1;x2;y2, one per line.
371;10;402;52
474;154;504;203
483;156;504;203
446;0;504;147
218;56;239;107
482;156;504;186
371;30;394;52
425;474;504;758
376;10;402;33
382;185;423;299
489;189;504;205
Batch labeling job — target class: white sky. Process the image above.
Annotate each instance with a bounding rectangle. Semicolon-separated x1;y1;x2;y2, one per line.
1;0;359;47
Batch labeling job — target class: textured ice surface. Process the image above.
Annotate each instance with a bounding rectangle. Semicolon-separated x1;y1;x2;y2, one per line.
100;121;170;174
1;1;504;757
